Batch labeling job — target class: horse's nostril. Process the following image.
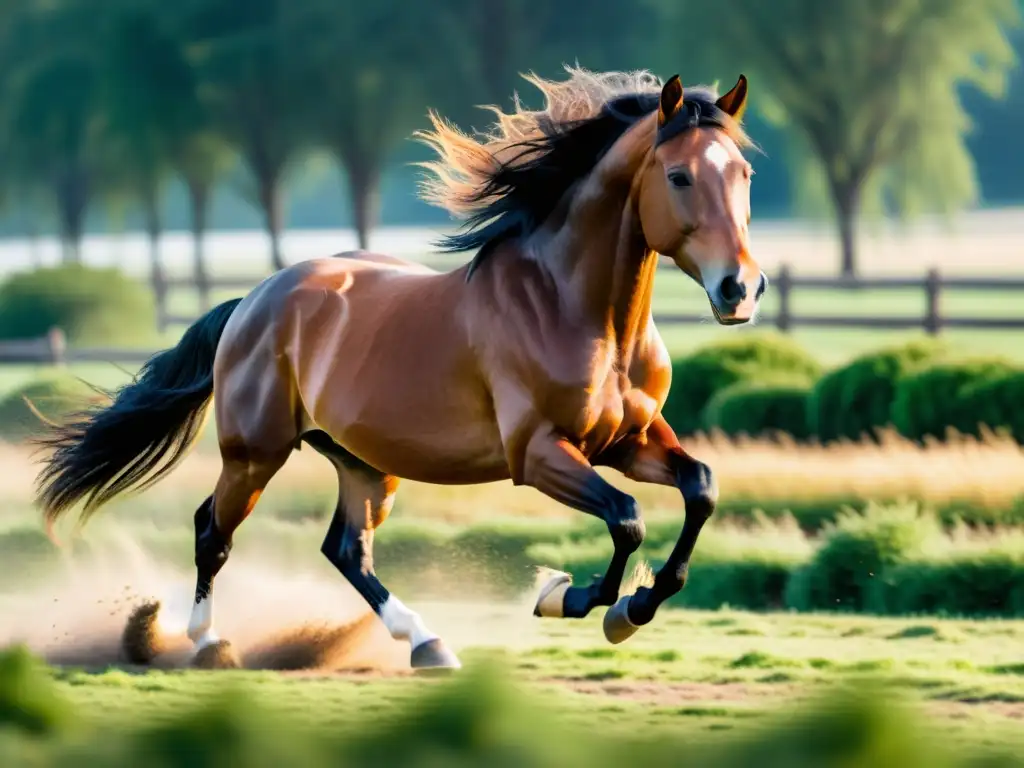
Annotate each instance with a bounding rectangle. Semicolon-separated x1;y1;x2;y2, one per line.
756;273;768;299
719;274;746;306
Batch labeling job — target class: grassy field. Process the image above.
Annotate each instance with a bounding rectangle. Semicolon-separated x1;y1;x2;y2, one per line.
3;603;1024;766
64;607;1024;744
0;425;1022;763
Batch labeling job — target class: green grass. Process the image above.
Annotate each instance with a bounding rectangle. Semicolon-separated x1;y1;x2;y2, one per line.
5;607;1024;765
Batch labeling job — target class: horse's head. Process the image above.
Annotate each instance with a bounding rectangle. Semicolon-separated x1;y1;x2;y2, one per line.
637;74;765;325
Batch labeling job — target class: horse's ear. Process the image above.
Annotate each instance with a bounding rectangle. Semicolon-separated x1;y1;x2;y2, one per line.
716;74;748;122
658;75;684;127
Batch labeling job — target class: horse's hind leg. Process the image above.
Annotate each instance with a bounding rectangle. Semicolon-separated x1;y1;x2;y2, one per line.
304;430;459;671
185;352;296;667
186;446;291;667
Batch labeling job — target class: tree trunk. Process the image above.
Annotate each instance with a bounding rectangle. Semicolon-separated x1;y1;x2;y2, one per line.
476;0;511;105
142;185;167;331
55;172;88;264
830;177;861;279
346;159;380;251
186;177;211;312
24;210;42;267
258;175;285;272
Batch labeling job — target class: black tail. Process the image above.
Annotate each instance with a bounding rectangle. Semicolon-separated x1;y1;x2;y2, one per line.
35;298;243;526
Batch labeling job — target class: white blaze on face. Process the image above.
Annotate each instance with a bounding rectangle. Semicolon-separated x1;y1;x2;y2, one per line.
704;141;730;175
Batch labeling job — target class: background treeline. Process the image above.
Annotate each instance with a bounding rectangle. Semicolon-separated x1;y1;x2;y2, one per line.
0;0;1018;277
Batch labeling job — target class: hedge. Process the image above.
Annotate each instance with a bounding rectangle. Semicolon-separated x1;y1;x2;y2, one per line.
807;340;947;443
666;336;1024;445
0;264;156;346
662;333;822;435
891;358;1020;441
702;380;813;440
956;369;1024;443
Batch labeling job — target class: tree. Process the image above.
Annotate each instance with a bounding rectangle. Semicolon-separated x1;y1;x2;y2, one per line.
181;0;312;272
452;0;655;109
0;0;111;262
683;0;1020;276
100;2;178;298
105;0;233;309
290;0;467;250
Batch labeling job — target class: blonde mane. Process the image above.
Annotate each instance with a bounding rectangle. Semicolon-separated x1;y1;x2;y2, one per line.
413;66;750;274
414;66;665;218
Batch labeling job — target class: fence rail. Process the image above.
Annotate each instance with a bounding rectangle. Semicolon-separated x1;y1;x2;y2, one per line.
2;263;1022;366
153;261;1024;335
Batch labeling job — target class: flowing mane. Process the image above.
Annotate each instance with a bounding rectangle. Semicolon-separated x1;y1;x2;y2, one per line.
414;66;751;278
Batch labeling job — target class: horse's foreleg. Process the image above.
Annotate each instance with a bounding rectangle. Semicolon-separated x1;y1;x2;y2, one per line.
523;430;645;621
601;416;717;643
304;431;459;671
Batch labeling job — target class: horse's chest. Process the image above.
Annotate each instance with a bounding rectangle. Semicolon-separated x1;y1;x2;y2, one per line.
555;367;653;454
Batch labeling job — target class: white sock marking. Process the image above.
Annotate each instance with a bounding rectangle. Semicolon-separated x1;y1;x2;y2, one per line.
187;595;217;647
380;595;438;649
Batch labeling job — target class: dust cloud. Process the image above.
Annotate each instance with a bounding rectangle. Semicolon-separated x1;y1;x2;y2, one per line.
0;528;551;674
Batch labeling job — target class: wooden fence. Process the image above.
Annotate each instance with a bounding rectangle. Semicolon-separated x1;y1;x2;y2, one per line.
1;263;1022;366
154;261;1024;333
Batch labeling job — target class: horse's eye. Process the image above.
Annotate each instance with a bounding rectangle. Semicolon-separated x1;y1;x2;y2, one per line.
668;171;692;189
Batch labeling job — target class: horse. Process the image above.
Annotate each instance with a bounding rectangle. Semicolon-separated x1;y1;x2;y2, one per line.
34;67;766;672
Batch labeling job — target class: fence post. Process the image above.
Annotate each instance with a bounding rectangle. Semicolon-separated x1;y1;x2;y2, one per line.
46;327;67;367
924;268;941;335
775;264;792;332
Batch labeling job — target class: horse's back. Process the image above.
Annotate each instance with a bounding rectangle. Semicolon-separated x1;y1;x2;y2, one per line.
329;249;438;275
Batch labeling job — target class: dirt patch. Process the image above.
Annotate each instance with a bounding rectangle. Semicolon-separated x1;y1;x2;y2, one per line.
549;678;799;707
927;700;1024;721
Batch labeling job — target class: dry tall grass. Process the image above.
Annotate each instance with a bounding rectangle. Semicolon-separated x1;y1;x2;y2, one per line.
3;427;1022;524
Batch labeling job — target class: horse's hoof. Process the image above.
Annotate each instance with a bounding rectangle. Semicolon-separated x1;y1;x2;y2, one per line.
533;571;572;618
411;638;461;674
603;595;640;645
192;639;242;670
122;601;168;665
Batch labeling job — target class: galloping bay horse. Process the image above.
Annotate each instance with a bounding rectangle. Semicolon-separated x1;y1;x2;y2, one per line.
35;67;766;671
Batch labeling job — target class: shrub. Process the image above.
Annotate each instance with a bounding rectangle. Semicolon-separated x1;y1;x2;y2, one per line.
662;333;821;435
0;373;105;442
807;339;946;443
0;264;156;346
0;645;74;736
891;358;1019;441
131;687;321;768
956;370;1024;442
702;380;813;440
868;551;1024;618
784;503;939;612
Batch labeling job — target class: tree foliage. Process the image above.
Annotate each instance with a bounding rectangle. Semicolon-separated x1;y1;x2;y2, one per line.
682;0;1020;275
0;0;1017;272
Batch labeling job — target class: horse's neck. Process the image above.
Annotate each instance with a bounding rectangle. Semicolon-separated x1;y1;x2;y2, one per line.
539;135;658;360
